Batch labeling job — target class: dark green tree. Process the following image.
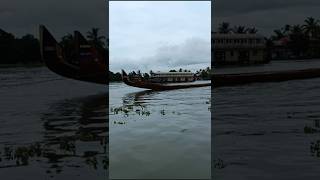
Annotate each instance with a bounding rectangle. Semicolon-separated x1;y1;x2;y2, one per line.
218;22;232;34
233;26;247;34
86;28;106;49
303;17;319;38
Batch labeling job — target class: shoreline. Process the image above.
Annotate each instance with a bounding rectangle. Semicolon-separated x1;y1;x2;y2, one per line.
0;62;44;68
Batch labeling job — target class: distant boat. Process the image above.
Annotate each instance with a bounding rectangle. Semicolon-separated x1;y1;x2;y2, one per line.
121;70;211;90
39;25;107;84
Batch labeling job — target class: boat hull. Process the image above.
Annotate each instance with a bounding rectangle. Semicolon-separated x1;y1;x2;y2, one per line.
213;68;320;87
121;70;210;90
39;25;107;84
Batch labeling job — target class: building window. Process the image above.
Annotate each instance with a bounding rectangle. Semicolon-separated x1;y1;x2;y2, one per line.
230;51;234;56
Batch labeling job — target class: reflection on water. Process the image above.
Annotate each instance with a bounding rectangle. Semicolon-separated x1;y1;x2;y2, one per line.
110;90;153;120
109;82;211;179
213;77;320;180
0;67;107;179
0;94;108;177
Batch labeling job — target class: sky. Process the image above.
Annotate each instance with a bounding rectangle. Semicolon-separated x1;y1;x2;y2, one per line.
109;1;211;73
2;0;320;71
213;0;320;36
0;0;107;40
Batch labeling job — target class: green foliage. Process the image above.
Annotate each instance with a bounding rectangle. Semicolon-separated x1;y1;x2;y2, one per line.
216;17;320;59
0;28;108;66
86;28;106;50
0;29;41;65
270;17;320;58
216;22;258;34
109;71;122;82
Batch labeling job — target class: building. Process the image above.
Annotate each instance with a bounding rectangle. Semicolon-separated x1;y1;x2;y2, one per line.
271;37;293;60
213;33;267;65
150;72;195;83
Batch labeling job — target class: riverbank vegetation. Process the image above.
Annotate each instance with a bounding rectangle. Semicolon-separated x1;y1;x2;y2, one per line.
0;28;107;66
0;29;41;65
215;17;320;60
109;67;212;82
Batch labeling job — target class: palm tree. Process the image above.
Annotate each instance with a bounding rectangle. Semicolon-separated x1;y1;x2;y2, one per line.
232;26;247;34
282;24;292;36
218;22;232;34
86;28;106;49
272;29;285;40
272;25;293;40
303;17;319;38
291;25;304;35
289;25;309;57
247;27;258;34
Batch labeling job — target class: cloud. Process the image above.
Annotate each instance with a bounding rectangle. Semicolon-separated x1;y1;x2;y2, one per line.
110;38;211;72
109;1;211;72
151;38;210;66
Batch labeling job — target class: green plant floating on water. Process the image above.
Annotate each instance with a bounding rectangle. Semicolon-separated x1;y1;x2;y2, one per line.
78;131;97;141
213;158;226;169
113;121;126;125
310;140;320;157
86;156;98;169
110;105;151;117
0;141;107;172
160;109;165;115
59;139;76;154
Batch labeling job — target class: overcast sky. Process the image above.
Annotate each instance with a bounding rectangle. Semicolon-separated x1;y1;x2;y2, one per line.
213;0;320;36
109;1;211;73
0;0;107;40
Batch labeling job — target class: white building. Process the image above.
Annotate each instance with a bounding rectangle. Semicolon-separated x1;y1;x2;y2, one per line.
213;33;267;64
150;72;195;83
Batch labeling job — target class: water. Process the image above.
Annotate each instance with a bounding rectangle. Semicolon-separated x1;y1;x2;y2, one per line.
3;60;320;179
214;59;320;74
213;60;320;179
109;82;211;179
0;67;108;179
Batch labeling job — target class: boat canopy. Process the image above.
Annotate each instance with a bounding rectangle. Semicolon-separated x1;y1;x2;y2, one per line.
151;72;194;78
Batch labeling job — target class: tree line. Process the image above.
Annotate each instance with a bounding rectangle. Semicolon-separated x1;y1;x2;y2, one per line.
109;67;212;82
0;29;41;64
0;28;106;65
269;17;320;58
215;17;320;59
215;22;258;34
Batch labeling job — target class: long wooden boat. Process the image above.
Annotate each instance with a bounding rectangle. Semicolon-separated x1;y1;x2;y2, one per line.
40;26;320;88
39;25;107;84
213;67;320;87
121;70;211;90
